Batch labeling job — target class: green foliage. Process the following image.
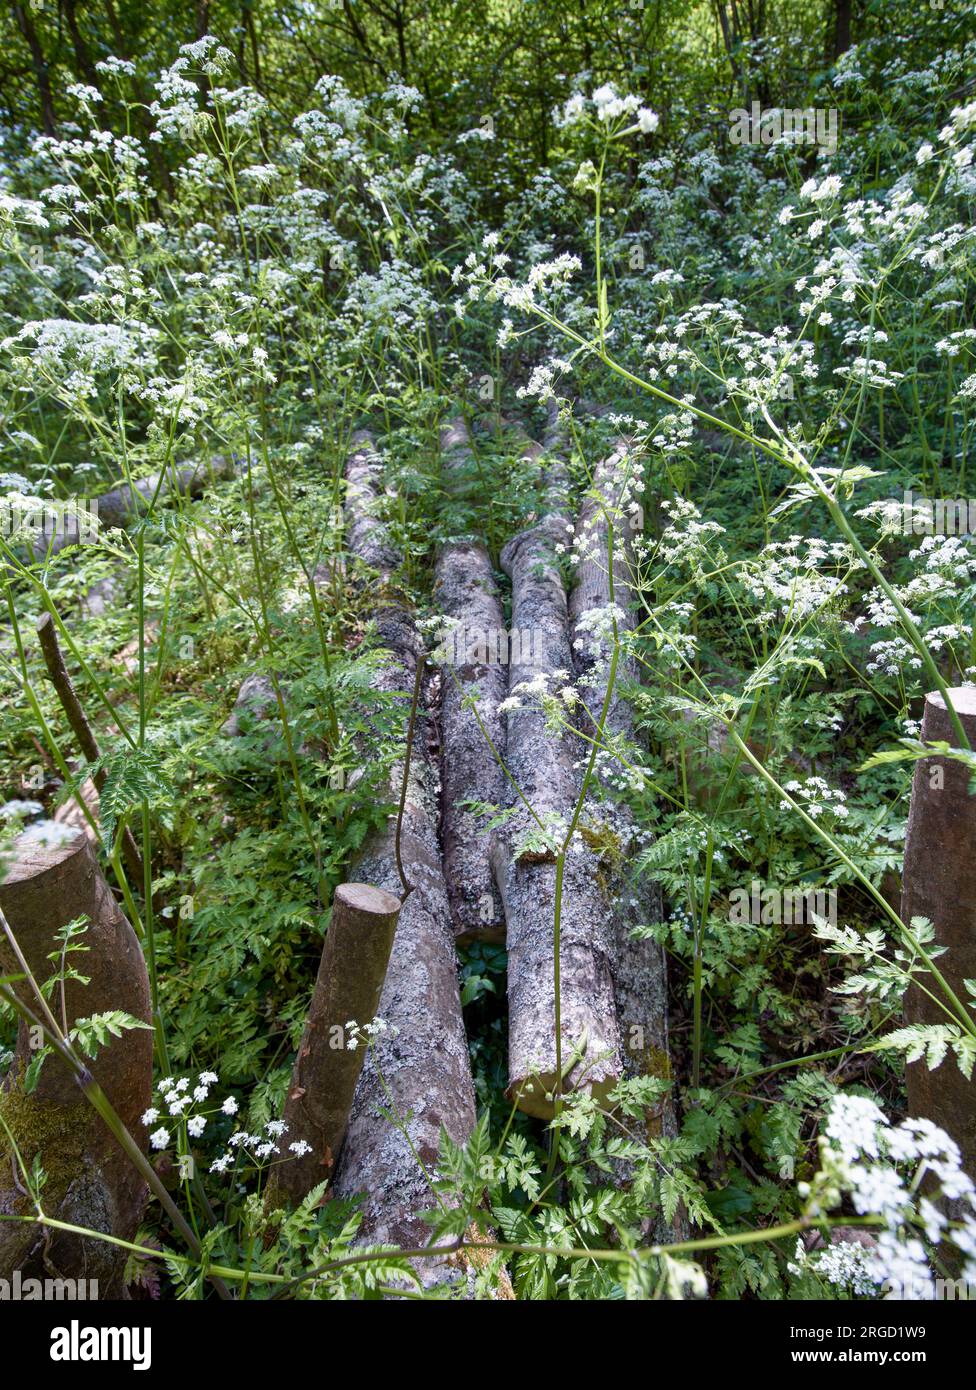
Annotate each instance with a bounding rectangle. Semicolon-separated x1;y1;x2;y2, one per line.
69;1010;153;1060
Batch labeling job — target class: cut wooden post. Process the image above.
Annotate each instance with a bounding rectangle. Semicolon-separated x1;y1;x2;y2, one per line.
902;686;976;1179
434;418;507;942
36;611;145;890
0;830;152;1296
272;882;402;1205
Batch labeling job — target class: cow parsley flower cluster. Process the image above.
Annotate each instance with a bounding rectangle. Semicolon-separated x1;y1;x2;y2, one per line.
553;85;658;137
797;1094;976;1299
780;776;849;820
742;536;856;625
141;1072;311;1177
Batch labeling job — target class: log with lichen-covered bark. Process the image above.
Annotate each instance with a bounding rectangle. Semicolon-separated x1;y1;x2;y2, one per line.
490;436;623;1119
433;417;507;943
569;440;683;1241
324;432;493;1289
30;456;237;558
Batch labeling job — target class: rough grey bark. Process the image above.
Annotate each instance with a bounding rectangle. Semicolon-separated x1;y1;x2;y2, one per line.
331;434;480;1285
31;456;236;558
433;418;507;943
80;571;123;620
272;882;402;1205
568;442;682;1239
343;431;399;581
902;687;976;1182
0;831;152;1297
541;399;572;509
491;434;622;1118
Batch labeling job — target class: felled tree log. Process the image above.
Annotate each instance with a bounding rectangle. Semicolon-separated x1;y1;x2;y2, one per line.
0;830;152;1296
343;431;399;580
216;440;402;778
491;436;622;1118
902;687;976;1181
433;418;507;943
541;398;572;509
32;456;236;558
329;435;480;1285
568;440;643;741
271;883;402;1206
569;443;682;1238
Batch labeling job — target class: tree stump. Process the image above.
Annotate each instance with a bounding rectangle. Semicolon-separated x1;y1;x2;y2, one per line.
272;882;402;1205
434;418;508;943
0;831;152;1296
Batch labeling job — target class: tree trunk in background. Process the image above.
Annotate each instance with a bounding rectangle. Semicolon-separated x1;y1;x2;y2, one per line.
12;3;57;135
0;832;152;1296
64;1;101;91
713;1;746;105
832;0;853;61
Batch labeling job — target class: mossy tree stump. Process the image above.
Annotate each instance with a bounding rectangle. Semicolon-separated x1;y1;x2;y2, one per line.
0;831;152;1297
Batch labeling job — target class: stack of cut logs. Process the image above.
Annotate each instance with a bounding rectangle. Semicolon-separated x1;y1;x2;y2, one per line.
5;418;973;1298
275;418;683;1285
